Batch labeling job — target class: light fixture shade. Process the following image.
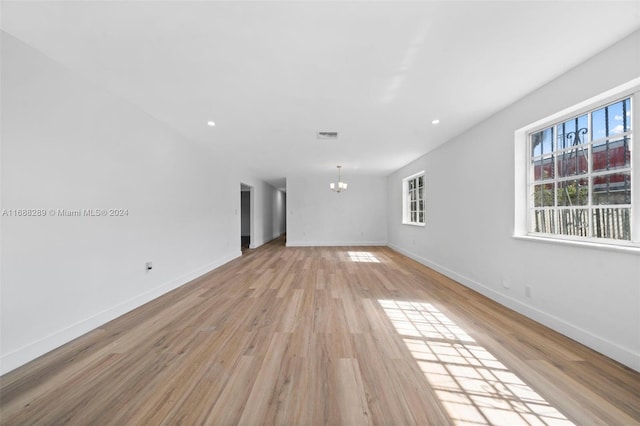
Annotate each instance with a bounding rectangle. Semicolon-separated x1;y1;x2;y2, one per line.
330;165;348;193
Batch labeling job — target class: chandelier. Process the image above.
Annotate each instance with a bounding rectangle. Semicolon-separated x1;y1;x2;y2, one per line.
329;165;348;193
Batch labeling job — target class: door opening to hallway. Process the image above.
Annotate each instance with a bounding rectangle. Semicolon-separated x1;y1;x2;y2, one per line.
240;183;252;252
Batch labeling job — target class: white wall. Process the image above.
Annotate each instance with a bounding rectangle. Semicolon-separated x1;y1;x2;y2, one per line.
287;174;386;246
387;31;640;371
0;33;284;374
3;26;637;376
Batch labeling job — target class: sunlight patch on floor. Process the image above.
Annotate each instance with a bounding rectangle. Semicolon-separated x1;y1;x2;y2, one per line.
348;251;380;263
378;299;574;426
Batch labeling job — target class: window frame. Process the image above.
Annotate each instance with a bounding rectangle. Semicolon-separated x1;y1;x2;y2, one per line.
402;171;426;227
514;78;640;252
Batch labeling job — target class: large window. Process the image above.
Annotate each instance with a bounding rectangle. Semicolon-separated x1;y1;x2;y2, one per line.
403;171;425;226
523;85;639;247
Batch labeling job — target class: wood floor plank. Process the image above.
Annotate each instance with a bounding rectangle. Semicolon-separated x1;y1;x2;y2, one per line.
336;358;371;425
204;355;262;425
237;332;292;425
1;236;638;425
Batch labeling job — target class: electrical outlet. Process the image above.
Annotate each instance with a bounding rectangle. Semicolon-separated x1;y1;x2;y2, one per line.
525;285;532;298
502;278;511;289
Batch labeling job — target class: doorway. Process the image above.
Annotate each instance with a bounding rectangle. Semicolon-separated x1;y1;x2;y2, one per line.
240;183;253;252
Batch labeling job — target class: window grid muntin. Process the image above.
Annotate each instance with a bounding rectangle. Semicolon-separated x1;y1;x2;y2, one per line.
528;96;633;241
403;173;425;225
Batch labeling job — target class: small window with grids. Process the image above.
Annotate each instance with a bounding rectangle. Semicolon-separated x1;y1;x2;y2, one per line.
529;97;632;241
403;172;425;226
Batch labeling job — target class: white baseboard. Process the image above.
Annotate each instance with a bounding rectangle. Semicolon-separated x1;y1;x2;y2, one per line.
0;251;242;375
286;241;387;247
388;243;640;373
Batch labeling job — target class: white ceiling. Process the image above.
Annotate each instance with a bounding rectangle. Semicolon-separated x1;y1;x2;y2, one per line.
2;1;639;189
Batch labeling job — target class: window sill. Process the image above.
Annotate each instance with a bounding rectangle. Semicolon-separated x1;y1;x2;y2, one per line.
402;222;426;227
512;234;640;255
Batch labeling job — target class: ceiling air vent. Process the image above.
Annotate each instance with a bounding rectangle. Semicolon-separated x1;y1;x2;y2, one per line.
317;131;339;140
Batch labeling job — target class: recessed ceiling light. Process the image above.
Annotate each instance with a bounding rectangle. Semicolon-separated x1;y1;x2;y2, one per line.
432;119;440;125
207;121;216;127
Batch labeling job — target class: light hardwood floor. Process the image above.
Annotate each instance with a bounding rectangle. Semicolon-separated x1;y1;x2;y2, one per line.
1;236;639;425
